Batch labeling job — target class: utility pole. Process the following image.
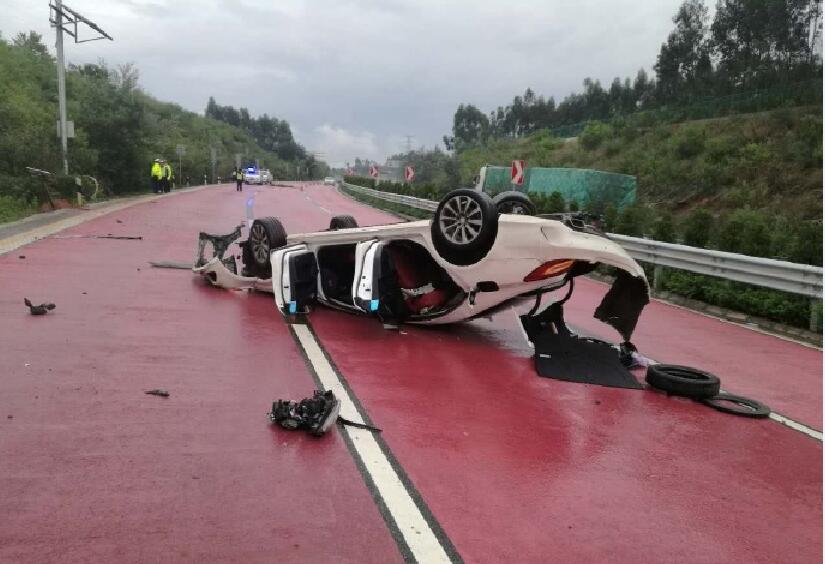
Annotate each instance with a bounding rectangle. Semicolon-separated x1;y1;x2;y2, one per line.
49;1;112;175
210;147;217;184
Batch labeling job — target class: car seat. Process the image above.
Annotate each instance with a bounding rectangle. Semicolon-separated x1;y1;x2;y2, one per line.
386;244;450;315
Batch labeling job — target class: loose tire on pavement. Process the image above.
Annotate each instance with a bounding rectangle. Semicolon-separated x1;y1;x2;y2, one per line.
645;364;720;399
247;217;287;279
493;191;536;215
329;215;358;230
701;393;771;418
431;189;499;266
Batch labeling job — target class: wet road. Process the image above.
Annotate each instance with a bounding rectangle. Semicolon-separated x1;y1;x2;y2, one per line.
0;182;821;563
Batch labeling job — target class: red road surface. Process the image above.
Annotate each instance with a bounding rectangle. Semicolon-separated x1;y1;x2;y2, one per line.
0;185;401;564
0;182;821;563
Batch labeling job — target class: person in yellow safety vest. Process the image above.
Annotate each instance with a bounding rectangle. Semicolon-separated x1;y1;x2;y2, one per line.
161;161;174;193
150;159;163;193
235;167;244;192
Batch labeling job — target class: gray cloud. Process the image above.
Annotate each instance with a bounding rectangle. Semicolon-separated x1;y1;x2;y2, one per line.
4;0;683;165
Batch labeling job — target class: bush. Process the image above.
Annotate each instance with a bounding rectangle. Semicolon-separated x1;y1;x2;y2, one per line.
614;205;646;237
671;126;706;159
652;211;677;243
682;209;714;247
579;121;612;150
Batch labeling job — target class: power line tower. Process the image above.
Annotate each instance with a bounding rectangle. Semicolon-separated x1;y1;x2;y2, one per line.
403;134;414;154
49;1;113;175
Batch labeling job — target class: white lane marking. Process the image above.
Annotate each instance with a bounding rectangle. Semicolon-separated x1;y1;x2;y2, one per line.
291;324;452;564
768;411;823;441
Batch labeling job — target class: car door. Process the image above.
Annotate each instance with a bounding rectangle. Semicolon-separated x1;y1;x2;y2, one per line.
272;244;318;315
351;239;406;318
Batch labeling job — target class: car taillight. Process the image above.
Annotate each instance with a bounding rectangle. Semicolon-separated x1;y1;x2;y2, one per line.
524;259;575;282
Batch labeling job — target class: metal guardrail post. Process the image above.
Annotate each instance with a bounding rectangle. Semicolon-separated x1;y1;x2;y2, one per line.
810;299;821;333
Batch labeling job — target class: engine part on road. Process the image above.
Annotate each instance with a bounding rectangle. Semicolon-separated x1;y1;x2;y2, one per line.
701;393;771;418
269;390;342;436
24;298;55;315
329;215;358;230
493;191;536;215
645;364;721;399
431;188;499;266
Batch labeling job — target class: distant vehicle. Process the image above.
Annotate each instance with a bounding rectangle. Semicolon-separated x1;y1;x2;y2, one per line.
244;167;262;185
260;169;273;184
323;177;336;186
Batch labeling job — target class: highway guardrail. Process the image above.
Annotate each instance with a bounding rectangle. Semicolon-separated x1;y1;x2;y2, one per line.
341;181;823;330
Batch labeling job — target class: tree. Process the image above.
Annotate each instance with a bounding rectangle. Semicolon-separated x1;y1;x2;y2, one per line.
655;0;711;101
12;31;49;57
451;104;489;149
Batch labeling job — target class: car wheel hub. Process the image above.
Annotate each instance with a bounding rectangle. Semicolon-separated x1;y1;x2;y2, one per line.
250;224;270;264
439;195;483;245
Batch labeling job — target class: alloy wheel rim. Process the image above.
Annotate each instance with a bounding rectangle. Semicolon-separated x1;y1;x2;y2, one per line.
439;195;483;245
250;224;270;264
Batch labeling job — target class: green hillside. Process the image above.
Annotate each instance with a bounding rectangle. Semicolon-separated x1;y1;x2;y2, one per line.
0;31;321;222
458;106;822;220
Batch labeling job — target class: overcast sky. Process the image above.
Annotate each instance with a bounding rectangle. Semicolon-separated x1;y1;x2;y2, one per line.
4;0;684;166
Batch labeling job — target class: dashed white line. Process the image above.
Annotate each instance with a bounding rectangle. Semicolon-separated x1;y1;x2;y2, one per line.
291;324;453;564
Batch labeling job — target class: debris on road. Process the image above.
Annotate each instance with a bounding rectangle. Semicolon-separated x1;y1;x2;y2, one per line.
145;389;170;397
268;390;381;436
52;235;143;240
24;298;55;316
150;260;193;270
18;255;25;259
645;365;771;417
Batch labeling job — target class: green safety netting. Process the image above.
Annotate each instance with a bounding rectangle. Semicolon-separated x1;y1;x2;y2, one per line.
482;166;637;211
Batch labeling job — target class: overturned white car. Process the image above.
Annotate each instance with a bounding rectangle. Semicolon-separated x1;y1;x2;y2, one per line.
194;189;649;342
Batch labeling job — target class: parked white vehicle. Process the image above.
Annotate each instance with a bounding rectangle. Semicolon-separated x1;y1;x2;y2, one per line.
323;177;337;186
260;169;273;184
194;189;649;340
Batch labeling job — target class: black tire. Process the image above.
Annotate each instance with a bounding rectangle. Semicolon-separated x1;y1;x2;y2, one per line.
700;393;771;418
431;189;498;266
329;215;358;230
247;217;287;279
493;191;536;215
645;364;720;399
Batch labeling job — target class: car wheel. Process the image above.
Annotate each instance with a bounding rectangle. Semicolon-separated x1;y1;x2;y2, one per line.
329;215;358;229
493;191;536;215
431;188;498;266
645;364;720;399
247;217;287;279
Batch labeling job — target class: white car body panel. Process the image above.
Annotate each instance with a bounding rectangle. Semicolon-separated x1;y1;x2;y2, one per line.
195;214;648;329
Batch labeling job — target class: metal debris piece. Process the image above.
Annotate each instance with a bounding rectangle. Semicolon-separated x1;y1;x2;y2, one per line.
53;234;143;240
145;389;170;397
24;298;55;315
150;261;194;270
195;225;243;268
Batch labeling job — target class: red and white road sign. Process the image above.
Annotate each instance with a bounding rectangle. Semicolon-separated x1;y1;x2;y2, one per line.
511;160;525;185
369;165;379;178
404;166;415;182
